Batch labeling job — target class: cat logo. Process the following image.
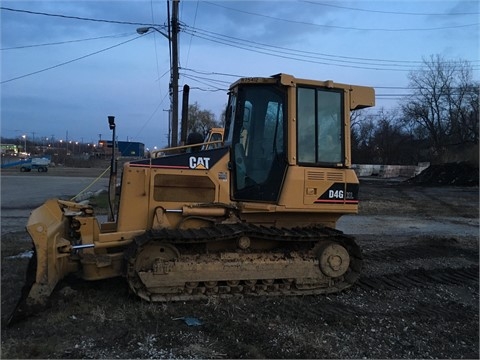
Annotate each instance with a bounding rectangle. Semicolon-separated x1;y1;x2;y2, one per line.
189;156;211;170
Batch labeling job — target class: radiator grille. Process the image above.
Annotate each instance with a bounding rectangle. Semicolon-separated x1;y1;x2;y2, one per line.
307;171;345;182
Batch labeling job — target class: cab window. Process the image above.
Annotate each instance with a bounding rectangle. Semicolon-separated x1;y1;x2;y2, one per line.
232;84;287;202
297;87;344;165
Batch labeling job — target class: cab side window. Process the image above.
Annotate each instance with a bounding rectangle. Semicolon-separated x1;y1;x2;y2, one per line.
297;87;344;166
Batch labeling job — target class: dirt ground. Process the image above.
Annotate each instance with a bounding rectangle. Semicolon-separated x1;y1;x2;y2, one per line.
1;168;478;359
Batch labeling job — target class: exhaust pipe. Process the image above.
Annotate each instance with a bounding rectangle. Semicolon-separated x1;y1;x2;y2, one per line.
180;84;190;146
107;116;117;223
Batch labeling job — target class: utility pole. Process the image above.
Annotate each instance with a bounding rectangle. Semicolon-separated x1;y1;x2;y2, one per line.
170;0;180;147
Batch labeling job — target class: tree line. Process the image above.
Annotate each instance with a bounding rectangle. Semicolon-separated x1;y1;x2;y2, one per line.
351;55;478;164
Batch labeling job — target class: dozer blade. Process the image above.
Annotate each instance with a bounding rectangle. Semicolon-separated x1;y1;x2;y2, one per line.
8;199;78;325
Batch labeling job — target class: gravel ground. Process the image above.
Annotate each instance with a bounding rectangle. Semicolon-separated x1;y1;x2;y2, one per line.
1;171;478;359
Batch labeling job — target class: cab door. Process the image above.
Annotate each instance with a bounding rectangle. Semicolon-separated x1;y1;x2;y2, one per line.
231;84;288;202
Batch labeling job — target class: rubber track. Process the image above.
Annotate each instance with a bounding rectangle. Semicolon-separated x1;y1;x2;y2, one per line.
124;223;362;300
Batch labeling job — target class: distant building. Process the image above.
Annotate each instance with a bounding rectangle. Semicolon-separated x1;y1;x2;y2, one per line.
98;140;145;157
0;144;19;156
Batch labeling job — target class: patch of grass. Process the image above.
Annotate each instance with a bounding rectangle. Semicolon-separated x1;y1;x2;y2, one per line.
88;191;110;214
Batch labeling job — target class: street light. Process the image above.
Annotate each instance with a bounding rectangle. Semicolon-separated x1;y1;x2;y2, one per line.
22;135;27;154
136;26;170;40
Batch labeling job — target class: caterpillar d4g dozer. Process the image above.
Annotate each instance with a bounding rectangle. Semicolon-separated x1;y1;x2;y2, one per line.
10;73;374;323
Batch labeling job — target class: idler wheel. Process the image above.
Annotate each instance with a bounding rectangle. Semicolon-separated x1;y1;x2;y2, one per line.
134;243;179;274
237;236;251;250
316;242;350;278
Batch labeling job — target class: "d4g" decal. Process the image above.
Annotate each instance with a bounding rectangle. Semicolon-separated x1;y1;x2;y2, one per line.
315;183;359;204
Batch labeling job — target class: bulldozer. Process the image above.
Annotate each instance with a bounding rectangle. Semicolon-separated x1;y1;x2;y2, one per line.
11;73;374;322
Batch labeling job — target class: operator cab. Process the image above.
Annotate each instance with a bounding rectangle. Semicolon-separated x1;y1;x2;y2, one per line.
224;74;361;204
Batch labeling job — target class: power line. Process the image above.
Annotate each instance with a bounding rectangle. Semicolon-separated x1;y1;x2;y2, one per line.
182;28;406;71
182;25;479;72
182;0;200;73
181;67;246;79
4;5;477;70
303;1;480;16
184;24;480;67
2;5;477;95
181;67;479;94
0;33;132;50
1;35;142;84
184;25;417;66
181;72;230;89
203;2;479;32
181;74;227;92
0;6;166;27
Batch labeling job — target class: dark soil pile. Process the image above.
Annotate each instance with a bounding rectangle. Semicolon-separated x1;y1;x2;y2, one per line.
408;162;479;186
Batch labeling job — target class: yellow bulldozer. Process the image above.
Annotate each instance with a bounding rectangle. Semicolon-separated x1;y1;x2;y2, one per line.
11;73;374;322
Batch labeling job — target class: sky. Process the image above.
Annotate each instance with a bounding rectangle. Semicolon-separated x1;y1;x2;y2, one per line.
1;0;479;150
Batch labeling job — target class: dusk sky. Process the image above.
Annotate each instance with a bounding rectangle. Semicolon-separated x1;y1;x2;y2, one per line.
1;0;478;150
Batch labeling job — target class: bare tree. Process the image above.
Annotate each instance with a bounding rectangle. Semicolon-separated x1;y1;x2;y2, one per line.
401;55;478;155
350;109;378;163
187;102;221;136
351;108;422;164
448;68;479;144
373;108;419;164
